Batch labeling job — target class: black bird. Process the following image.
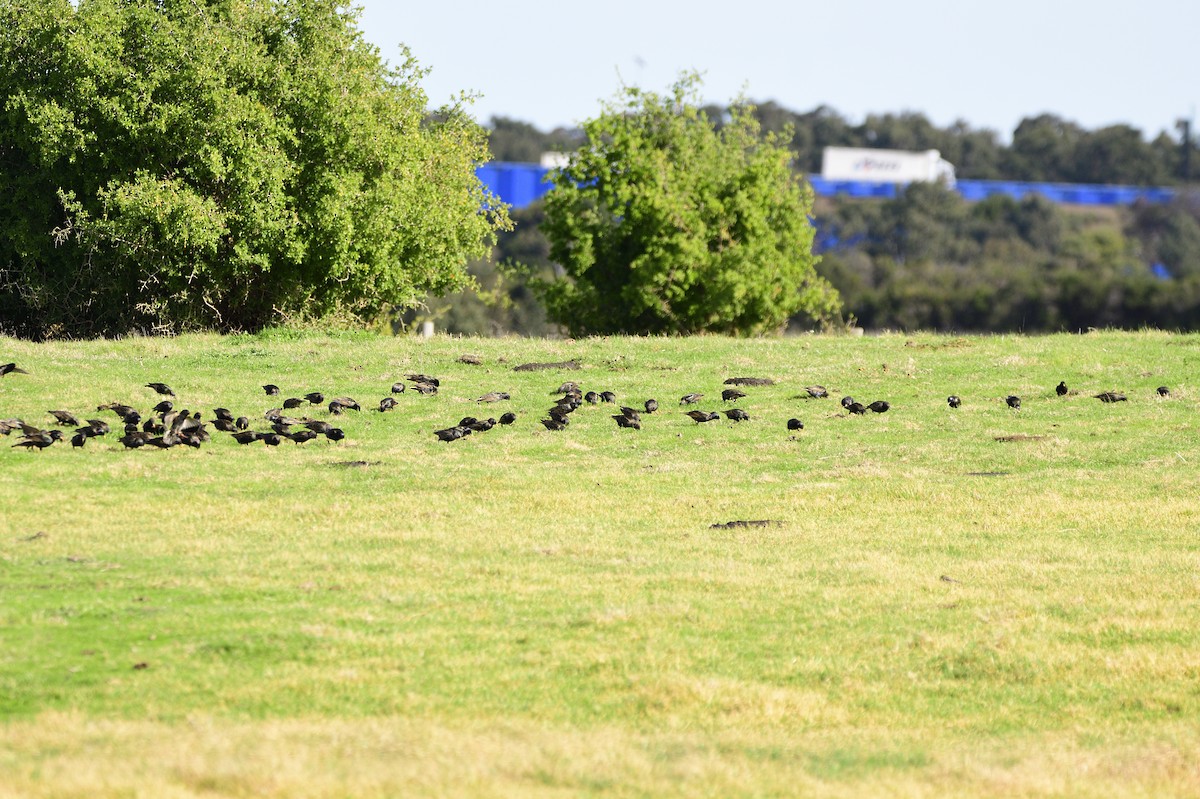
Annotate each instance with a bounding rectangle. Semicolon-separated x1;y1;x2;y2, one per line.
235;416;250;431
685;410;720;423
1094;391;1127;403
612;414;640;430
82;419;110;436
722;408;750;422
477;391;510;403
287;430;319;444
547;407;571;424
0;362;29;377
262;384;280;396
803;385;829;399
867;400;890;413
324;427;346;441
499;412;517;425
434;426;471;442
71;431;87;448
846;401;868;415
390;382;406;394
304;392;324;405
212;418;237;432
1006;395;1021;410
264;408;284;422
469;418;496;432
584;391;600;404
14;426;62;450
599;391;617;404
119;431;151;448
840;396;856;409
458;416;479;427
231;431;260;445
378;397;398;412
283;397;306;409
146;382;174;396
721;388;746;402
787;418;804;430
1056;381;1068;396
99;403;139;422
406;374;440;387
48;410;81;427
680;393;704;405
554;381;580;395
305;420;334;434
1157;386;1171;397
540;418;567;431
618;406;641;423
947;395;962;408
260;433;283;446
644;399;659;414
153;400;174;414
410;382;438;396
213;407;234;422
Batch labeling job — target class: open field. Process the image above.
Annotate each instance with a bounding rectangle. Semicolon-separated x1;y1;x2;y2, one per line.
2;330;1199;797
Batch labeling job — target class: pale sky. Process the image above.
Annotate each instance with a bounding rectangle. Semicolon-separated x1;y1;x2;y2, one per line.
356;0;1197;142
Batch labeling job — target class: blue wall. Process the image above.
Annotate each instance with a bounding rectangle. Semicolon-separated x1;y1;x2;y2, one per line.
477;161;1179;209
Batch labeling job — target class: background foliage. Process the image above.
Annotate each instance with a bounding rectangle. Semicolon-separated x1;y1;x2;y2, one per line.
0;0;508;338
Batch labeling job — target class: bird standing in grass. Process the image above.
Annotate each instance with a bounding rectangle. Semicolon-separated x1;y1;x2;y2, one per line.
1157;386;1171;397
947;395;962;408
644;399;659;414
685;410;720;423
146;382;174;396
1;363;29;377
722;409;750;422
1006;395;1021;410
787;418;804;430
1056;381;1068;396
1094;391;1127;403
680;393;704;405
867;401;890;414
721;388;746;402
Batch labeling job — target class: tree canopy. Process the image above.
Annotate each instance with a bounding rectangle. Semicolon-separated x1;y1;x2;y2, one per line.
0;0;508;338
534;75;840;336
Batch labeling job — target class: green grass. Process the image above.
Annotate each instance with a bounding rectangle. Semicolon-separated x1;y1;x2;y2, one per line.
2;330;1199;797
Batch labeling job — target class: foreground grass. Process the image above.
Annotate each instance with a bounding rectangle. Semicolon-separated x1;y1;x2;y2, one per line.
1;330;1199;797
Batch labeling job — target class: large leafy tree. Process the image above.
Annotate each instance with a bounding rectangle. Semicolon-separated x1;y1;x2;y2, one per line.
0;0;508;337
536;75;840;336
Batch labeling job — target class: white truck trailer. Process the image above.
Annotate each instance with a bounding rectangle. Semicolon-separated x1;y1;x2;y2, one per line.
820;147;956;186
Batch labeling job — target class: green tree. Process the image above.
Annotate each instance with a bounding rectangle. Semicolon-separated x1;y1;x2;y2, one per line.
0;0;508;338
534;74;840;336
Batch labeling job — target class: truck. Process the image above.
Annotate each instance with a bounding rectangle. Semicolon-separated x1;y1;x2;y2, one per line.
820;146;956;186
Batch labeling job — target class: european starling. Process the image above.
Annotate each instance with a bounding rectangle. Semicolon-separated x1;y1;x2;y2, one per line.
840;396;856;409
260;433;283;446
554;382;580;395
644;399;659;414
477;392;510;403
721;388;747;402
391;382;406;394
947;395;962;408
499;412;517;425
867;400;890;413
305;420;334;434
787;418;804;430
1056;381;1068;396
434;426;470;442
406;374;439;387
230;431;260;445
803;385;829;399
618;406;641;423
410;382;438;396
283;397;305;409
0;362;29;377
1006;395;1021;410
328;397;362;414
48;410;81;427
378;397;398;412
213;407;234;421
685;410;720;423
71;431;87;448
540;418;567;431
469;418;496;432
235;416;250;430
547;407;571;424
680;393;704;405
599;391;617;404
153;400;173;414
722;408;750;422
584;391;600;404
458;416;479;427
82;419;110;436
325;428;345;441
287;430;319;444
612;414;640;430
1157;386;1171;397
145;383;174;396
1094;391;1127;403
262;384;280;396
119;431;151;448
212;418;237;432
304;392;324;405
846;401;867;415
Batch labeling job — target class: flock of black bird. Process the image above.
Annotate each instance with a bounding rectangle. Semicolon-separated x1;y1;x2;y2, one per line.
0;359;1175;451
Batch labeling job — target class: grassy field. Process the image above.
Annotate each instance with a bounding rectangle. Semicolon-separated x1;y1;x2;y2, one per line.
1;330;1199;797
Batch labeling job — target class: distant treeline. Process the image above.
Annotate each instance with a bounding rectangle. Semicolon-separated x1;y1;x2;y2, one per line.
488;103;1196;186
412;109;1200;336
